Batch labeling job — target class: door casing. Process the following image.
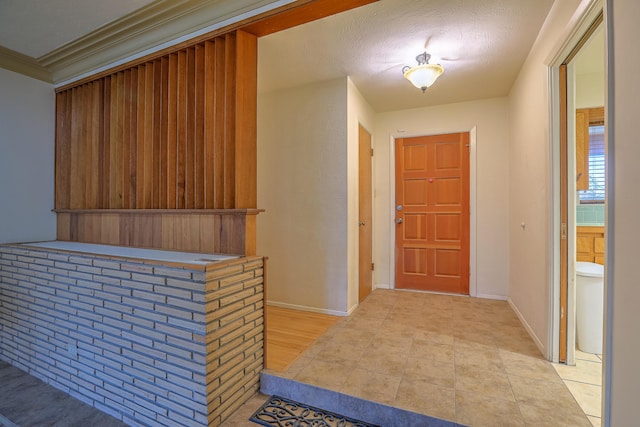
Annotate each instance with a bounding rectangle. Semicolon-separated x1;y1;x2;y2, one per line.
548;3;604;365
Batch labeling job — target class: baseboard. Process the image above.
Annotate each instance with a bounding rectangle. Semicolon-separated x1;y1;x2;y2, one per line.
374;283;391;290
476;293;507;301
507;297;546;355
267;300;349;317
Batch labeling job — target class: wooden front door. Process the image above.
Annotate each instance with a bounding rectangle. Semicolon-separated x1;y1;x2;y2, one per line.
394;133;470;294
359;125;373;302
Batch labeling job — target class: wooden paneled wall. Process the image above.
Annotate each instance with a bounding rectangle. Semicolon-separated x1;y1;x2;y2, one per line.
54;31;257;254
56;210;259;256
55;30;256;211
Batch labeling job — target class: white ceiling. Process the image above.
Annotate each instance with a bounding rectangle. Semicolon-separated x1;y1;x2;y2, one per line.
0;0;556;112
258;0;555;111
0;0;155;58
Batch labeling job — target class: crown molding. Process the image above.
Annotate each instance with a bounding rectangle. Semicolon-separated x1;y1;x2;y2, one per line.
38;0;291;84
0;45;52;83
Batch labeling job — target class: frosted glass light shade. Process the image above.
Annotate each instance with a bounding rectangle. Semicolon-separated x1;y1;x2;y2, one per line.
403;64;444;92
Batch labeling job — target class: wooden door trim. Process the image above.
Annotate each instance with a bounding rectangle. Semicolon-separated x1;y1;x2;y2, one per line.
391;130;474;294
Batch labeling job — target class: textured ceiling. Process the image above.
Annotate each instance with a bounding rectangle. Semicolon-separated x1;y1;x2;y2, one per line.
259;0;555;111
0;0;555;112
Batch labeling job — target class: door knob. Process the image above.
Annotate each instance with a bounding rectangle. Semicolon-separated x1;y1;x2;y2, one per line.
396;218;403;224
359;221;366;226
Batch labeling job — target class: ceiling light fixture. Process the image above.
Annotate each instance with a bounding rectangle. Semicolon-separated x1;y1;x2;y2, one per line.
402;52;444;93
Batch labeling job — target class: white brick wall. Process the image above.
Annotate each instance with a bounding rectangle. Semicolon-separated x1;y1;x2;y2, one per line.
0;245;264;427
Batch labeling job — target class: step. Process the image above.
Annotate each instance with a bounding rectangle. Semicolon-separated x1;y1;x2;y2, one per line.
259;372;465;427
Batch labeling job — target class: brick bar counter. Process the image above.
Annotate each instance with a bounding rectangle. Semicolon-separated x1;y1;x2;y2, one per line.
0;242;264;426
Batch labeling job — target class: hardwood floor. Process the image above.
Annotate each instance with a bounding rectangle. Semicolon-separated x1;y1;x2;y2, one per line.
265;306;340;371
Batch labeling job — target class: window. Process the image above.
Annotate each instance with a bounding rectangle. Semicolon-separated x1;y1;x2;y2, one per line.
579;124;605;203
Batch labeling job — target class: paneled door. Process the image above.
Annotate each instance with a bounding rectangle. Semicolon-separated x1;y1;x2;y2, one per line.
394;133;470;294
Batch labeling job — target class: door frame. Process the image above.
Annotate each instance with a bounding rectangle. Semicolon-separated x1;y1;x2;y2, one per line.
388;126;477;296
548;0;604;365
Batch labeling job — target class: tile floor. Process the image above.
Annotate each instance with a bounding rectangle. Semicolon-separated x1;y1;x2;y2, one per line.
0;288;601;427
227;289;597;426
555;350;603;427
0;360;126;427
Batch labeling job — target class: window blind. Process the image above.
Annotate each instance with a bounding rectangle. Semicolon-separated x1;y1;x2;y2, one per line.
579;125;605;202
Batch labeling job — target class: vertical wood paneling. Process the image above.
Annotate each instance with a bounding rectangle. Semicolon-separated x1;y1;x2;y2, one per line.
223;33;236;209
69;86;85;209
194;44;206;209
185;47;196;209
86;81;101;208
204;41;216;209
234;31;258;209
109;73;123;208
176;50;187;209
135;65;146;209
54;31;259;252
167;54;178;209
213;38;226;209
122;70;131;208
159;57;169;209
55;91;70;210
152;60;163;209
129;67;139;208
143;64;154;209
100;76;111;209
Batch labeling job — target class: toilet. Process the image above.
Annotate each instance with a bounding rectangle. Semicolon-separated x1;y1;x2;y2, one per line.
576;261;605;354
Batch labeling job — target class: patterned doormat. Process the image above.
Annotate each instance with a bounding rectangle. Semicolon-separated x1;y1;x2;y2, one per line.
249;395;380;427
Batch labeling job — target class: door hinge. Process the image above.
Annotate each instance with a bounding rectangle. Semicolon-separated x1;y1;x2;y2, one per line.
370;148;374;157
371;263;375;271
561;223;567;240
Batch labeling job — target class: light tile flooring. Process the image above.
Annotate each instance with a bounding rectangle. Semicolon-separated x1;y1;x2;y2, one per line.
555;350;603;427
227;289;597;426
0;288;601;427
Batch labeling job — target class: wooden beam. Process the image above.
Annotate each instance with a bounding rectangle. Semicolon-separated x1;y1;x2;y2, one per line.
242;0;377;37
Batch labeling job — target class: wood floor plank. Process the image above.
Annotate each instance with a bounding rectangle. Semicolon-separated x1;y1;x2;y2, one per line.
265;306;340;372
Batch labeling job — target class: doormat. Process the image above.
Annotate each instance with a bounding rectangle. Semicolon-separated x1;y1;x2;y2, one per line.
249;395;380;427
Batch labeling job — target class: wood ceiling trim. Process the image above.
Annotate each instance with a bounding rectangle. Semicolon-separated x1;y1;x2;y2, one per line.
241;0;377;37
55;0;377;91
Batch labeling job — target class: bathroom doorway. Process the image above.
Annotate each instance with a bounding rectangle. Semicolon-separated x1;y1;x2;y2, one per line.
557;14;605;366
551;6;606;423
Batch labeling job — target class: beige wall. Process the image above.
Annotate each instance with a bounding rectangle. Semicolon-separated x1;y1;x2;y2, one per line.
373;98;510;299
576;72;605;108
507;0;585;356
257;78;350;315
0;68;55;244
607;1;640;424
347;78;376;311
575;26;605;109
